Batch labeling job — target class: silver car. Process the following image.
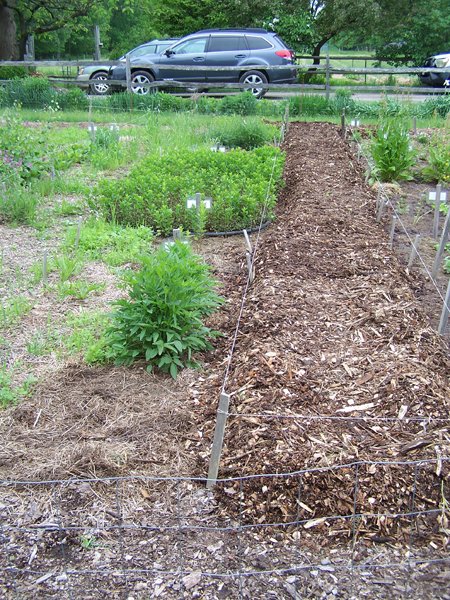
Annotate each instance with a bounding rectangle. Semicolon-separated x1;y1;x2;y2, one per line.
76;39;178;95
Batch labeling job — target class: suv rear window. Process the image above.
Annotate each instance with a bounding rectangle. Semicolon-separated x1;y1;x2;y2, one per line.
208;36;247;52
246;36;272;50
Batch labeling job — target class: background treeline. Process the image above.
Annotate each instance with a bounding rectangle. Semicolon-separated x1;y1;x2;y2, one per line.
0;0;449;66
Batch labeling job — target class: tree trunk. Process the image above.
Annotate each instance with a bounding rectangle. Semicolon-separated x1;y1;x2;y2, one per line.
0;4;19;59
303;36;332;82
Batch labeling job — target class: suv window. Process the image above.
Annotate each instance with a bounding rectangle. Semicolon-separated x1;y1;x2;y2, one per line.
208;36;247;52
129;45;156;58
246;36;273;50
173;37;208;54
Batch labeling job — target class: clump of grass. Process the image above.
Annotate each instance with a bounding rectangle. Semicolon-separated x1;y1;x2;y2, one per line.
57;280;105;300
63;218;154;266
208;118;278;149
0;296;32;329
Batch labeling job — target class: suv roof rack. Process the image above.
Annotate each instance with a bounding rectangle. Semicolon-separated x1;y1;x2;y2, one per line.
194;28;269;34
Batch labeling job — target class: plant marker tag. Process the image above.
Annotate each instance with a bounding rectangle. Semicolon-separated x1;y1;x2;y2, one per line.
203;197;212;210
429;191;447;203
351;119;360;127
242;229;252;253
219;146;226;152
186;197;196;209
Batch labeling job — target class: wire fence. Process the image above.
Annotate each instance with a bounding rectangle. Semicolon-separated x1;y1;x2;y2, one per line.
1;458;449;599
349;125;450;328
1;92;450;599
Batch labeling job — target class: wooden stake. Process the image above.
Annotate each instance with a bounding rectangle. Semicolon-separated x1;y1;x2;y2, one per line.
407;234;421;269
438;279;450;335
42;251;48;285
389;216;397;248
412;116;417;135
246;251;255;284
376;196;385;222
432;211;450;278
126;54;131;94
75;218;82;249
341;112;346;138
433;184;442;240
206;393;230;489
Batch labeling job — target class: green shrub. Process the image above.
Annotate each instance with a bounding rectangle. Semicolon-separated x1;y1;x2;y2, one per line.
421;126;450;185
0;187;39;224
1;76;56;108
0;66;28;80
289;94;330;116
218;92;258;115
370;118;416;182
104;242;223;378
91;146;284;234
417;95;450;119
208;118;278;149
331;89;356;114
58;87;89;111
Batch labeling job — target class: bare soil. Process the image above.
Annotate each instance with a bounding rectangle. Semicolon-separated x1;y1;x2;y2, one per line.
0;122;449;599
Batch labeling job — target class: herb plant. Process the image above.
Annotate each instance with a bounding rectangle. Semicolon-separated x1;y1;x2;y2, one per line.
370;118;416;182
105;242;222;378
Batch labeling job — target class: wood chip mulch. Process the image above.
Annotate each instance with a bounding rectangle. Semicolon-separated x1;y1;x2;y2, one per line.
192;122;450;538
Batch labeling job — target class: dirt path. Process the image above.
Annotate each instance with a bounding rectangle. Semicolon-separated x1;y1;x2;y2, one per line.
0;123;448;599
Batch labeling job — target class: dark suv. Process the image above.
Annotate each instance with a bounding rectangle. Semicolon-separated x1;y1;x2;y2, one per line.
107;28;296;97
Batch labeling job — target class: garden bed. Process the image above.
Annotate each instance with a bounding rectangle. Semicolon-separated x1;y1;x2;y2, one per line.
0;120;449;598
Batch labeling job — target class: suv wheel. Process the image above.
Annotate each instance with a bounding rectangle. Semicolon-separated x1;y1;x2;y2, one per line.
131;71;155;95
239;70;268;99
90;72;110;95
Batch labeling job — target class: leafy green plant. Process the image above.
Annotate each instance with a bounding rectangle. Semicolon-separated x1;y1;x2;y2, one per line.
370;118;416;181
0;77;56;109
53;255;82;282
53;198;85;216
104;242;223;378
64;309;111;362
0;367;36;408
91;127;120;150
218;92;258;115
421;126;450;185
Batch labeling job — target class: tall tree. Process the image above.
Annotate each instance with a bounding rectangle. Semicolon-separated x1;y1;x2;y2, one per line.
373;0;450;64
0;0;106;59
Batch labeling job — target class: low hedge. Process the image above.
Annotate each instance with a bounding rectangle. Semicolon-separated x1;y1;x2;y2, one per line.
91;146;285;235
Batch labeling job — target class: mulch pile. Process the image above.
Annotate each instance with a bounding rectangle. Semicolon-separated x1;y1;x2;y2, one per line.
191;122;450;537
